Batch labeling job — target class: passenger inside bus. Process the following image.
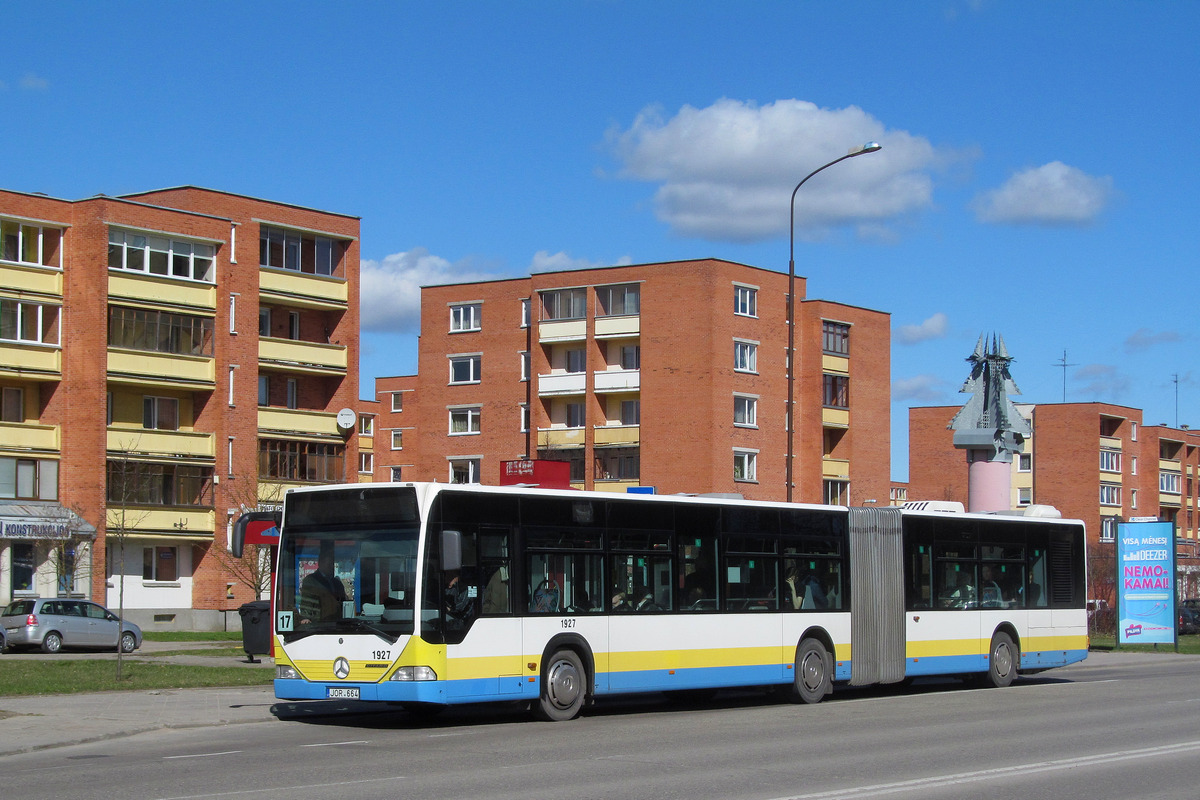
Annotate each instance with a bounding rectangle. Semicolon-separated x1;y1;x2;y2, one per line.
298;543;347;622
481;566;509;614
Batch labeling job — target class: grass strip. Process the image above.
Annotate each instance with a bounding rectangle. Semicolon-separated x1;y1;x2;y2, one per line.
0;659;272;696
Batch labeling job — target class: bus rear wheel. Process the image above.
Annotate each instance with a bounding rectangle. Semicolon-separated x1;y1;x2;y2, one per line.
790;638;831;704
982;632;1017;688
533;649;586;721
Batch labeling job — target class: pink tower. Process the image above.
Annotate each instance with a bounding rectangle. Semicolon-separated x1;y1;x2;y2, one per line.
948;334;1031;512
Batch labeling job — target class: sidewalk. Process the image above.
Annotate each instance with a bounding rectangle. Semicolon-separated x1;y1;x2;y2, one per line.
0;649;1189;756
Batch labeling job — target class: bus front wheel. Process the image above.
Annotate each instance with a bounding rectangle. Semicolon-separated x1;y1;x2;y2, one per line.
791;638;831;704
983;632;1017;688
533;649;586;721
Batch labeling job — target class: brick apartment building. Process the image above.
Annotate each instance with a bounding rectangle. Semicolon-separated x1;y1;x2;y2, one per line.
908;402;1200;597
371;258;891;503
0;186;360;628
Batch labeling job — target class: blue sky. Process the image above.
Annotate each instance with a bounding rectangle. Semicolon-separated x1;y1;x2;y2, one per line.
4;1;1197;481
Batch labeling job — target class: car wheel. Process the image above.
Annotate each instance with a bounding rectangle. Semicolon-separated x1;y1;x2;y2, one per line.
119;631;137;654
533;649;586;721
41;631;64;654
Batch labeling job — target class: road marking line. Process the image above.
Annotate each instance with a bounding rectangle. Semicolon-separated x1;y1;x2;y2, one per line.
164;751;242;760
300;740;369;747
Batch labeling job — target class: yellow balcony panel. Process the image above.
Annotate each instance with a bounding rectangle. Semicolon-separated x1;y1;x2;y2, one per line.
537;427;586;449
258;480;308;505
259;337;348;375
822;457;850;479
1159;493;1182;508
0;421;59;452
258;407;340;439
107;507;215;536
594;315;639;339
594;425;639;447
1;262;62;297
822;408;850;428
593;480;641;493
259;268;348;310
108;348;215;389
822;354;850;373
1100;435;1122;451
106;428;215;459
0;342;61;380
108;272;217;311
538;319;586;342
1160;458;1181;472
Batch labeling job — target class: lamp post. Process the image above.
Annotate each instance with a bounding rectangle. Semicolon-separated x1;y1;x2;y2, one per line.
786;142;881;503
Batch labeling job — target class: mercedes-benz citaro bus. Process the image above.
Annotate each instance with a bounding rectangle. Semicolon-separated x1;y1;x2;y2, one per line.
233;482;1088;722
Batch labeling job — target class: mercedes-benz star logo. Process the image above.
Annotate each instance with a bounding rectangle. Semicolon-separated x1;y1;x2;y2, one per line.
333;657;350;680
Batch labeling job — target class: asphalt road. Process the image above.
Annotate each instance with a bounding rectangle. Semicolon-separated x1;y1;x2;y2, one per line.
3;653;1200;800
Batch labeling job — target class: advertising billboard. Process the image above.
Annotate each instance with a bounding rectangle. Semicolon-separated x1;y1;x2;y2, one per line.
1116;520;1176;645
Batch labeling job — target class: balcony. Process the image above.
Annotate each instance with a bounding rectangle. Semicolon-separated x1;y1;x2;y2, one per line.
594;315;639;339
822;354;849;372
108;348;215;390
538;427;585;449
108;271;216;311
592;480;641;493
593;369;639;393
538;319;586;342
258;407;341;439
0;421;59;452
822;458;850;479
107;506;215;537
822;408;850;428
259;337;348;376
538;372;586;396
106;428;215;459
259;268;348;310
594;425;639;447
1;261;62;296
0;341;61;380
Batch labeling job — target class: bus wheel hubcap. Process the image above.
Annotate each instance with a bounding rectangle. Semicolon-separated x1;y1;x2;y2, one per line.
547;660;580;708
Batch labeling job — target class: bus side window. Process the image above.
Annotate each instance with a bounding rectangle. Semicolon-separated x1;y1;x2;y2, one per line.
480;529;511;615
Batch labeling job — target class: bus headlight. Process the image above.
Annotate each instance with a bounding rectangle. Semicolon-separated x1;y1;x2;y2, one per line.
391;666;437;681
276;665;298;680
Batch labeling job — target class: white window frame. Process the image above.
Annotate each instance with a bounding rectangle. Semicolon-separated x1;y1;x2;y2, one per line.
359;415;374;436
449;354;483;384
391;430;403;450
1161;472;1182;495
0;298;60;345
734;339;758;374
449;458;481;484
1100;483;1122;507
358;452;373;474
733;449;758;483
1;218;64;268
450;303;482;332
109;228;215;283
1099;449;1121;473
1017;453;1032;472
734;284;757;318
1018;487;1033;506
389;466;403;482
734;394;758;428
449;406;481;435
390;392;403;412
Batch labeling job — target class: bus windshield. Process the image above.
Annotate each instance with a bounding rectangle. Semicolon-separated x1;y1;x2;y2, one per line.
275;486;422;643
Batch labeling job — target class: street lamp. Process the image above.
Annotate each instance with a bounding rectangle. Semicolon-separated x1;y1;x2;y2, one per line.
786;142;881;503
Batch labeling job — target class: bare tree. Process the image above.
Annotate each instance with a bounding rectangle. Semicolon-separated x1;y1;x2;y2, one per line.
205;482;281;601
105;444;152;680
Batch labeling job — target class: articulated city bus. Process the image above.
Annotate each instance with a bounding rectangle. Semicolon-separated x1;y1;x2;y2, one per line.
234;482;1087;721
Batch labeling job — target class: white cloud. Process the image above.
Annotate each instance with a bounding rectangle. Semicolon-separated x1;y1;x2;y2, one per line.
896;312;949;345
1124;327;1182;353
359;248;497;334
531;250;631;273
972;161;1113;225
19;72;48;90
1072;363;1131;401
893;374;952;404
607;98;943;241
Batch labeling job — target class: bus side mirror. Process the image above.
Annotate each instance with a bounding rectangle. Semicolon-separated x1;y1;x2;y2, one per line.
232;511;281;558
441;530;462;572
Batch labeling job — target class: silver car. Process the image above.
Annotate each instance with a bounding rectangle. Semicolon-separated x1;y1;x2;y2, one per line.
1;598;142;654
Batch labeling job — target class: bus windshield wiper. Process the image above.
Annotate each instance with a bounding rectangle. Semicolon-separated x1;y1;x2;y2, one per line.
334;618;400;644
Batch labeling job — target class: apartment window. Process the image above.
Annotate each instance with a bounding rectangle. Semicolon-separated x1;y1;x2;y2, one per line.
229;293;238;334
359;415;374;436
142;396;180;431
822;321;850;356
566;402;586;428
389;466;403;482
521;298;531;328
107;392;113;425
566;348;586;374
597;284;640;316
450;354;482;384
450;458;481;484
258;439;344;483
0;456;58;500
1100;517;1118;542
596;448;639;480
734;340;757;373
259;225;341;276
620;400;640;425
823;374;850;408
733;450;757;482
824;480;850;506
286;378;298;410
391;430;403;450
450;303;482;332
541;288;586;321
449;406;481;435
106;461;213;506
1099;449;1121;473
620;345;640;370
108;306;213;357
259;308;271;336
521;351;530;381
109;228;215;282
734;395;757;427
1130;489;1138;510
1100;483;1121;507
1161;472;1182;495
1018;487;1033;506
1131;457;1138;476
520;404;530;433
1130;422;1138;441
287;311;301;340
1;218;63;267
1017;453;1032;472
258;376;269;405
143;546;179;582
0;299;60;345
359;452;373;474
1;387;22;422
734;285;757;317
390;392;403;412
